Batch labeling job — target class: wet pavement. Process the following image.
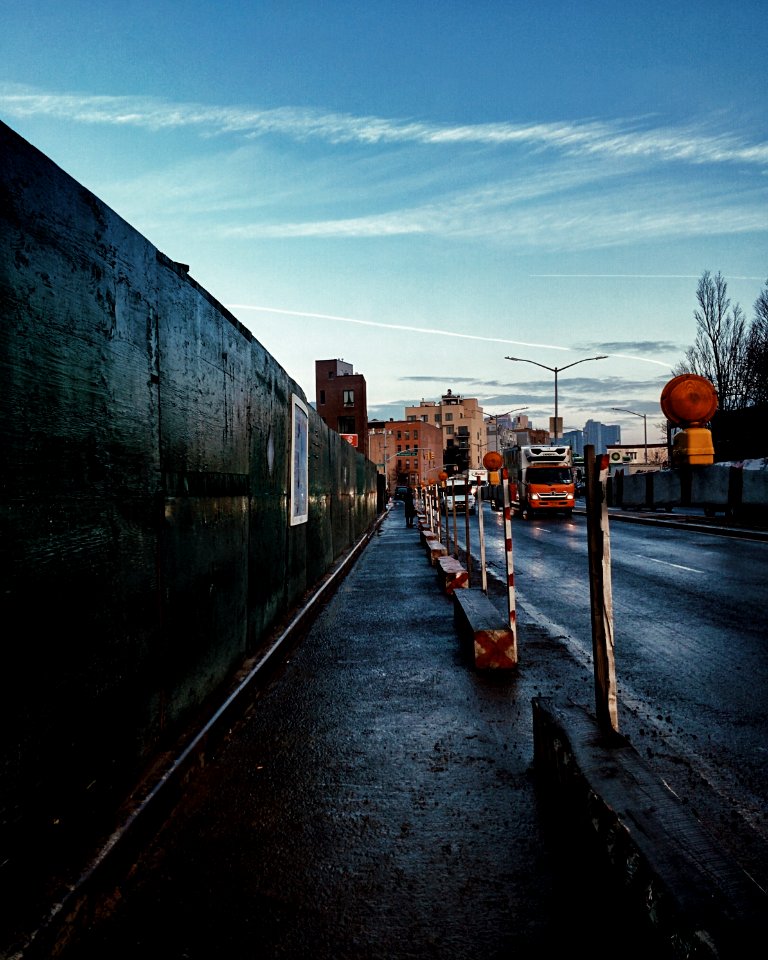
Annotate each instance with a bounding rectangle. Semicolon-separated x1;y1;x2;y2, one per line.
56;505;655;960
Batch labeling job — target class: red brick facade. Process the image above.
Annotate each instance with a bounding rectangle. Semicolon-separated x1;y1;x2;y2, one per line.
315;359;369;459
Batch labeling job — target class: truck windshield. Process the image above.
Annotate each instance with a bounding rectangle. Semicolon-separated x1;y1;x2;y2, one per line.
529;467;572;484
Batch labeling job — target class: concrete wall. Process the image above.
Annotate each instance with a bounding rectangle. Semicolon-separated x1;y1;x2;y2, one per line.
0;121;377;869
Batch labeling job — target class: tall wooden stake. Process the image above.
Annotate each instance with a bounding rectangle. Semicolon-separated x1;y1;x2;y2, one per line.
501;468;517;646
584;445;619;734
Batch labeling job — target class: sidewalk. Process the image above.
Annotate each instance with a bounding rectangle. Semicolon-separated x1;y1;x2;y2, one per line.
50;506;652;960
24;504;766;960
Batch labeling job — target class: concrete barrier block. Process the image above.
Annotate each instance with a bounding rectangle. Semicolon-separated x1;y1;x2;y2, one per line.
452;590;517;669
690;466;730;505
532;697;768;956
651;470;681;505
619;473;646;508
743;468;768;506
436;556;468;594
423;534;447;565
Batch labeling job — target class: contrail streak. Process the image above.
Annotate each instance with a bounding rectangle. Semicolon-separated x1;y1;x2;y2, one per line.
530;273;765;280
227;304;675;368
227;304;572;351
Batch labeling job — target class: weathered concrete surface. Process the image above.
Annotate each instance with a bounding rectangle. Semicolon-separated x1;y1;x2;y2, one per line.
533;698;768;960
0;118;376;957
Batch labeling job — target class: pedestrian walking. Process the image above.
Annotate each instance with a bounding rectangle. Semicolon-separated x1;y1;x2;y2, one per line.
403;485;416;527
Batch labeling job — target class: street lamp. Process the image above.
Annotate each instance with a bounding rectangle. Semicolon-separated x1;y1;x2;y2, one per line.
485;406;529;451
504;355;608;439
611;407;648;464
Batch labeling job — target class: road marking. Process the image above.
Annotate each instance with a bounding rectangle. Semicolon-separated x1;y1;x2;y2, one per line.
642;556;704;573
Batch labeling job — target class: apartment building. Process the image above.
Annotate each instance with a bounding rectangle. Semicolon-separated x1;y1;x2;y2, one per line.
405;389;485;475
368;419;443;494
485;412;535;453
315;359;369;458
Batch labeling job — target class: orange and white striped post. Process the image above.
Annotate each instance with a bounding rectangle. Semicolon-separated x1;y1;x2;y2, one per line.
501;467;517;644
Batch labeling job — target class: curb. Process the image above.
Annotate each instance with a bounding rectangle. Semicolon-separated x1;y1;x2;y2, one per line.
532;698;768;958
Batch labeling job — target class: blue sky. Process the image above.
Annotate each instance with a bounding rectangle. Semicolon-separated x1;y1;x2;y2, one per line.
2;1;766;445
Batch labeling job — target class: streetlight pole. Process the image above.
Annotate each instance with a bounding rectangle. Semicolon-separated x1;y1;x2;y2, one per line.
611;407;648;464
504;355;608;439
486;406;529;451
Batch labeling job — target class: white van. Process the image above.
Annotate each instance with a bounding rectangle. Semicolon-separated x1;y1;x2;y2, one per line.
444;478;476;514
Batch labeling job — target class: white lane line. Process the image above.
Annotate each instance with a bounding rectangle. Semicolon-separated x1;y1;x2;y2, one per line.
642;556;704;573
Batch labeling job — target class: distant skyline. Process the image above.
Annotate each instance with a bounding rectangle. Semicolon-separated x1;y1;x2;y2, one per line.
2;1;766;445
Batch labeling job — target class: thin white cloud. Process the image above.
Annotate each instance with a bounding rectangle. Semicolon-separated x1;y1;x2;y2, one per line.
2;85;767;168
219;187;766;247
5;85;764;261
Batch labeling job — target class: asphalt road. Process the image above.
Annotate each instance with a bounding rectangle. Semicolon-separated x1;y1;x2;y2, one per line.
447;500;768;892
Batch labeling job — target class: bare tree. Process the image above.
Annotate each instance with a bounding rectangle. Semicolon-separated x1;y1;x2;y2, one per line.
674;271;749;411
744;279;768;406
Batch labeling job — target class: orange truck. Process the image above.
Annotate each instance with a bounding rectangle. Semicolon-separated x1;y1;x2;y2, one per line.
501;445;575;518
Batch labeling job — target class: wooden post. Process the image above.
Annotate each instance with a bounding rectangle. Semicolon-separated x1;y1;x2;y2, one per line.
463;492;471;580
452;496;459;559
501;468;517;647
477;478;487;593
584;445;619;734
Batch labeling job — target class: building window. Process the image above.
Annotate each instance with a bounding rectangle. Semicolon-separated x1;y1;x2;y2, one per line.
343;389;354;406
444;412;453;421
414;429;418;439
420;415;428;422
319;389;326;404
338;416;355;433
435;415;442;424
445;425;454;435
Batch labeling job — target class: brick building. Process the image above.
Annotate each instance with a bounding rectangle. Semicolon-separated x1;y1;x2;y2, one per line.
405;390;485;474
315;359;369;458
368;419;443;495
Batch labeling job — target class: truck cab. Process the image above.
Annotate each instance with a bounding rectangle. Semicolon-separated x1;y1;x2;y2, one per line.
505;445;575;517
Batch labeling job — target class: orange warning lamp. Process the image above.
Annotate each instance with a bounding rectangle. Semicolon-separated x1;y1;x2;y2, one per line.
660;374;718;466
437;471;448;486
483;451;503;471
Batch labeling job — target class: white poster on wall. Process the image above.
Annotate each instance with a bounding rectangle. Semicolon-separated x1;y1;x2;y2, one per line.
290;394;309;525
